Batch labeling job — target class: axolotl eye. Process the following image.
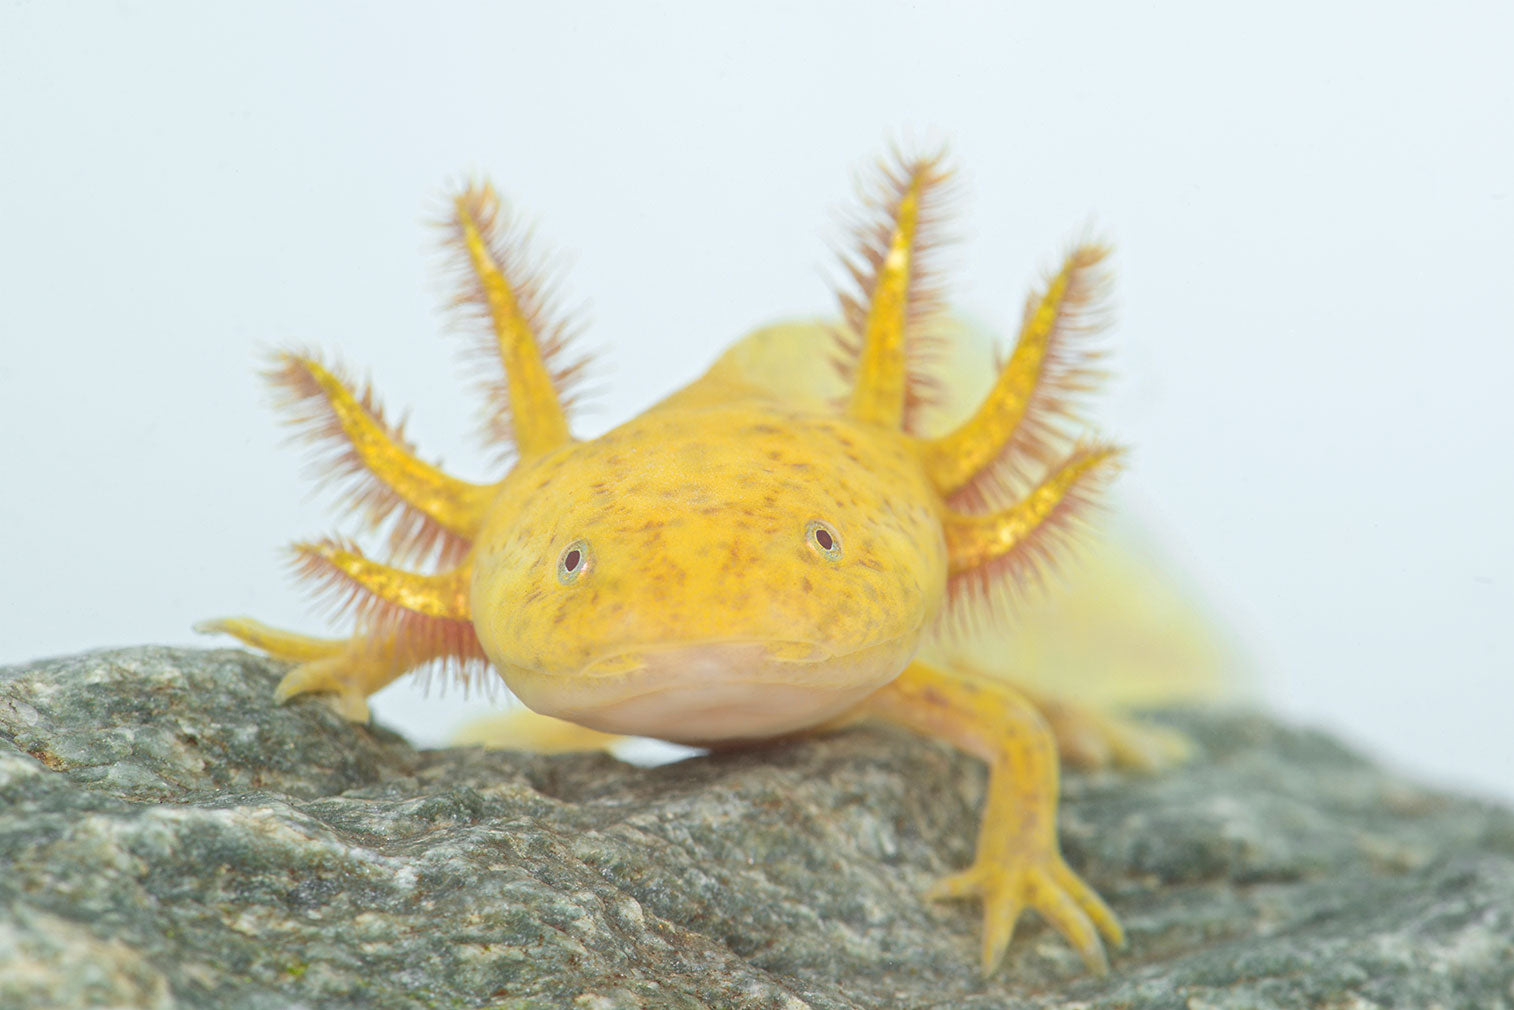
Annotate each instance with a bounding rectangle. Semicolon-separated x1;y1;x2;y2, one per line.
805;520;842;561
557;539;591;585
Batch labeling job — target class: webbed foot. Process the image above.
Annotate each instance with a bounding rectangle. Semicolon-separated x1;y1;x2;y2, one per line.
270;655;374;722
929;841;1124;976
196;617;382;722
859;660;1129;975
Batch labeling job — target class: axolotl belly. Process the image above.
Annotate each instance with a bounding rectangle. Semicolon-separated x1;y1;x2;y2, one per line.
202;148;1181;977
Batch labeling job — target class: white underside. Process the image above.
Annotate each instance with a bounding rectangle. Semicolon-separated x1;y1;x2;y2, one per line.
562;679;881;744
504;638;909;746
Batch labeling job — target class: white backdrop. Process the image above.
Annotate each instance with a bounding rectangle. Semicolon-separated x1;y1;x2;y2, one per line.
2;3;1509;800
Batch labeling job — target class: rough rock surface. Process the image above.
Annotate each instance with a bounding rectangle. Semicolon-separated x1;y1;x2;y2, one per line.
1;647;1510;1010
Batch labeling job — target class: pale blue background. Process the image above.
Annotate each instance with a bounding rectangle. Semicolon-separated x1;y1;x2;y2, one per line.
2;3;1510;799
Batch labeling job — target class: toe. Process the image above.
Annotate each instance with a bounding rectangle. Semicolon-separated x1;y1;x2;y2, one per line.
977;879;1025;976
274;660;372;722
1027;865;1109;975
1050;860;1126;948
925;868;982;902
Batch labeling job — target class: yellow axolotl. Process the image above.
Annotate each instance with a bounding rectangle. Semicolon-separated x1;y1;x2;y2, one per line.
200;149;1188;976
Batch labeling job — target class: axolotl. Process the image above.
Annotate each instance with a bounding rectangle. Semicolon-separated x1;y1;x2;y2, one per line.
201;149;1175;976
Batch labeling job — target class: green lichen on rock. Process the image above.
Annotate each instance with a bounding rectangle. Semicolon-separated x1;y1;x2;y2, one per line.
1;647;1511;1009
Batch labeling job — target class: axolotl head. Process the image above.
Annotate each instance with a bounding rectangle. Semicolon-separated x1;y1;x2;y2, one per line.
469;403;948;745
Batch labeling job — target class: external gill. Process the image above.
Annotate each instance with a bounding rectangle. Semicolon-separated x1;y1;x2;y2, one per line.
267;351;495;565
288;538;473;621
447;182;584;458
922;244;1111;506
843;152;953;431
942;444;1123;579
936;441;1123;634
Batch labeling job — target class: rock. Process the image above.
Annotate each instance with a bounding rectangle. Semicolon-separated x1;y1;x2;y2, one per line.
1;647;1510;1010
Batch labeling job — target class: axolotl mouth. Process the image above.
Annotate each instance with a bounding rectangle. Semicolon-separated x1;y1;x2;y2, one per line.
504;636;916;746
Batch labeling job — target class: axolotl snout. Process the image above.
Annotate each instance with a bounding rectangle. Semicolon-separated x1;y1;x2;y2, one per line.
201;149;1181;977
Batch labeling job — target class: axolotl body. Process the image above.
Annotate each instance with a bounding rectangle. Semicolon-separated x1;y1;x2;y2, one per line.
203;150;1176;975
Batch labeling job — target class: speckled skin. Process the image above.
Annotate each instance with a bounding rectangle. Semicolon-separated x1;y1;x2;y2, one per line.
471;395;947;741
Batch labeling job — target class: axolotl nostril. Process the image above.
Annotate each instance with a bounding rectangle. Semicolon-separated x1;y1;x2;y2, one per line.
200;148;1183;976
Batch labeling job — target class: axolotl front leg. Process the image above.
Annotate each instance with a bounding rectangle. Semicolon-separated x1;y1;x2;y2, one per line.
857;662;1124;975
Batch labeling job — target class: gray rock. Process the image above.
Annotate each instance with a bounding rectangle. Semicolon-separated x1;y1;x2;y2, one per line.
1;646;1510;1010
